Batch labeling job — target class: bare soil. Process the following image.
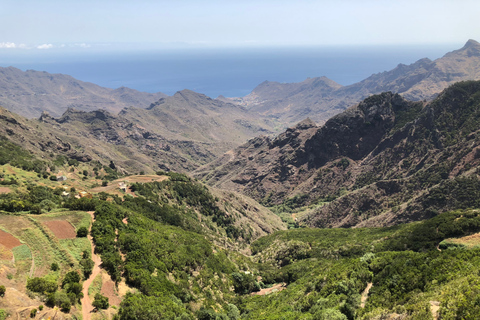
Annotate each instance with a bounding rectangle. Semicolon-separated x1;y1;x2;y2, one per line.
251;283;286;296
445;232;480;247
0;186;12;194
90;175;169;197
0;243;13;260
101;273;122;306
361;282;373;308
0;229;22;249
43;220;77;239
430;301;440;319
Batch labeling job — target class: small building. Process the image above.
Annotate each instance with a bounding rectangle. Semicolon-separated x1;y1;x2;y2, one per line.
56;175;68;182
119;182;127;192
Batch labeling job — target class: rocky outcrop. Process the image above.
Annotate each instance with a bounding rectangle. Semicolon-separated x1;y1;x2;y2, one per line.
197;81;480;228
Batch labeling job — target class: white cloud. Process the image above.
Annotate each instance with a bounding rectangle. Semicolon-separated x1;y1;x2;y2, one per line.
0;42;17;48
37;43;54;49
75;43;90;48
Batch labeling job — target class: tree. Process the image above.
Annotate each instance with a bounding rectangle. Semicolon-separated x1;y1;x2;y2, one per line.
225;304;240;320
30;309;37;318
62;271;80;288
50;262;59;271
92;293;109;310
0;285;5;297
76;226;88;237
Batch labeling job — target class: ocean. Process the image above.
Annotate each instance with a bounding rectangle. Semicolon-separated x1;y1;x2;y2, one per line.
0;44;458;98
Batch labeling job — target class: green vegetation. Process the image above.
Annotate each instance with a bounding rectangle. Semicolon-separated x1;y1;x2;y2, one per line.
93;293;109;309
0;136;46;174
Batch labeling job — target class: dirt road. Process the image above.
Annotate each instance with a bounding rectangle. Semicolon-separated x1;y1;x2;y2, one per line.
81;211;102;320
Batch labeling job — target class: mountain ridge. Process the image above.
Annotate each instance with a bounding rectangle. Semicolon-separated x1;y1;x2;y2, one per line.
196;80;480;229
228;39;480;126
0;66;167;118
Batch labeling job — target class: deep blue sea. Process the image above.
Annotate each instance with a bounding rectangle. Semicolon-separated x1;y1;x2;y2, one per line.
0;44;458;98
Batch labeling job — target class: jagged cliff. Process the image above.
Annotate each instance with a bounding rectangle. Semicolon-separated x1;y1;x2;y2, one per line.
196;81;480;228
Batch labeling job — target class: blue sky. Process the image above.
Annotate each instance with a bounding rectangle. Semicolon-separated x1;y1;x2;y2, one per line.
0;0;479;51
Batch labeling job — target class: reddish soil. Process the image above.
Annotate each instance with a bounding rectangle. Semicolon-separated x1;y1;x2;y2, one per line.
43;220;76;239
0;187;12;194
251;283;286;296
0;229;22;249
0;243;14;260
101;276;122;306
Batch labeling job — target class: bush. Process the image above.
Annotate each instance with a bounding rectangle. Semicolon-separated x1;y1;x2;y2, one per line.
62;271;80;288
27;277;57;293
92;293;109;310
30;309;37;318
0;285;5;297
50;262;59;271
76;226;88;237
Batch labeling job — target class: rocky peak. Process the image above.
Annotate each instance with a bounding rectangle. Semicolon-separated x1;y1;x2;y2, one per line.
57;108;116;124
444;39;480;58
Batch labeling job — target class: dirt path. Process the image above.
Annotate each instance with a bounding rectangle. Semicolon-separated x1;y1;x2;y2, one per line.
81;211;102;320
430;301;440;319
251;283;286;296
28;250;35;277
361;282;373;308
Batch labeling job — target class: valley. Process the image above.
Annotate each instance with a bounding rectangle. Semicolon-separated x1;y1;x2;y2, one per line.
2;40;480;319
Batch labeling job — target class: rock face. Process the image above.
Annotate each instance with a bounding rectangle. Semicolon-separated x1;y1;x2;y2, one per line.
196;80;480;228
0;105;219;173
228;39;480;126
0;67;166;118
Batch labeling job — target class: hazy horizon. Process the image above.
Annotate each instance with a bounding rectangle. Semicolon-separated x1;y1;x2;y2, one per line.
1;0;479;51
0;43;461;98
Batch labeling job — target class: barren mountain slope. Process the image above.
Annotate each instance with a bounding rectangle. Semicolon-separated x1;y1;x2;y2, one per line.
196;81;480;228
120;89;275;153
230;40;480;126
0;66;166;118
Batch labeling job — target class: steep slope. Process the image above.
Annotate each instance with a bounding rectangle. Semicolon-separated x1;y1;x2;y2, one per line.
120;89;274;153
0;106;216;173
0;66;166;118
196;80;480;228
231;39;480;125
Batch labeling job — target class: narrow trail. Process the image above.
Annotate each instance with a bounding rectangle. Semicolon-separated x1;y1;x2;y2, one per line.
81;211;102;320
28;249;35;277
430;301;440;319
361;282;373;308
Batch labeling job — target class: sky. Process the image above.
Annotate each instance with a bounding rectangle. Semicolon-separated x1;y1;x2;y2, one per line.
0;0;479;52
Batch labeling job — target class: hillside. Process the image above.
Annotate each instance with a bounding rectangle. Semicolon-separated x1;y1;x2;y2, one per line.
229;39;480;125
0;66;166;118
196;80;480;229
119;89;275;152
4;160;480;319
0;105;220;173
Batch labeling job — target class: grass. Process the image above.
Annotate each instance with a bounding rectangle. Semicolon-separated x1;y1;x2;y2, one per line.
60;237;91;262
89;273;103;298
11;244;32;275
12;244;31;260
